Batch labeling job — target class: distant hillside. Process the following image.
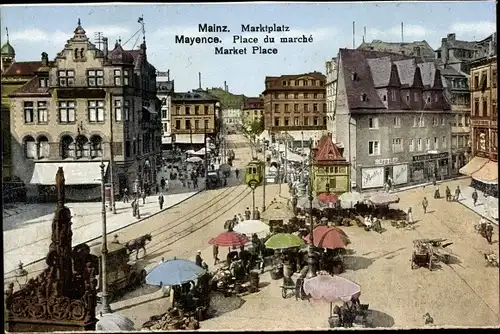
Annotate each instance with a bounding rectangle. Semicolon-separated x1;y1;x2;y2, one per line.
207;87;246;109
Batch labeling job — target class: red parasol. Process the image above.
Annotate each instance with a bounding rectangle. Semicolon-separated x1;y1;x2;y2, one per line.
304;225;350;249
209;231;249;247
303;273;361;302
318;193;339;204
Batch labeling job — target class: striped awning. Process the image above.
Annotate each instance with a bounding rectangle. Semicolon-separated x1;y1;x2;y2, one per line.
459;156;489;176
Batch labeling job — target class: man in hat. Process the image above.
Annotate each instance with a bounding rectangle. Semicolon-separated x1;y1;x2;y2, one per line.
472;189;478;206
195;250;203;267
485;222;494;244
422;197;428;214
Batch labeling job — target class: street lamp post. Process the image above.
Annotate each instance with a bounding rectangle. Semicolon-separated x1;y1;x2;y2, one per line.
204;126;209;189
249;181;258;218
306;138;317;279
100;160;112;313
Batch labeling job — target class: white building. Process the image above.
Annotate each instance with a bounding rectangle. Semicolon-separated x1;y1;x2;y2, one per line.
222;108;242;130
156;79;174;148
325;58;338;138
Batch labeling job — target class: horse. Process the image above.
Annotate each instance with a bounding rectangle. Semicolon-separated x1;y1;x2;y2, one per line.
125;234;152;259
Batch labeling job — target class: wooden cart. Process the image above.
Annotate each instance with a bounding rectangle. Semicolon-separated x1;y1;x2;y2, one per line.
411;239;434;270
91;241;147;302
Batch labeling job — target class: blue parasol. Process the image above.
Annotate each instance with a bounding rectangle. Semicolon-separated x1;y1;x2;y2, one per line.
146;258;206;286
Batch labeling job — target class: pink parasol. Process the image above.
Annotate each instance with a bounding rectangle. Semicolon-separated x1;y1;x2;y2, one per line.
303;273;361;302
368;192;400;206
304;225;350;249
209;231;249;247
318;193;339;204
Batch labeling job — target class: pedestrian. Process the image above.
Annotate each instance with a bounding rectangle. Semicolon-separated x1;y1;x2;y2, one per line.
193;176;198;188
187;179;192;189
472;189;478;206
224;177;227;186
422;197;428;214
142;190;147;205
237;213;244;222
244;207;251;220
454;186;461;201
123;187;129;203
158;193;164;210
213;244;219;265
445;186;451;202
165;178;170;191
254;207;261;220
235;168;240;179
485;222;494;244
155;183;159;194
195;250;203;267
387;176;393;191
407;207;414;224
160;177;166;191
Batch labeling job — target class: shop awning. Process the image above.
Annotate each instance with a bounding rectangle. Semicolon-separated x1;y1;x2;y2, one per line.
174;134;205;144
30;161;109;185
458;156;489;176
472;161;498;184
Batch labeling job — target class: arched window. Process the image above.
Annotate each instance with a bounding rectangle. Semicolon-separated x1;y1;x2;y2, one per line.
61;135;75;159
24;135;36;159
80;48;84;58
90;135;103;158
75;135;90;159
37;135;50;159
74;49;79;59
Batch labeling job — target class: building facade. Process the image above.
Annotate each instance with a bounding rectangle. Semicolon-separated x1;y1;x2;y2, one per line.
325;59;338;137
262;72;327;146
9;21;161;201
1;38;42;182
312;134;350;196
157;78;174;149
242;96;264;125
170;89;220;148
460;55;497;196
333;49;452;191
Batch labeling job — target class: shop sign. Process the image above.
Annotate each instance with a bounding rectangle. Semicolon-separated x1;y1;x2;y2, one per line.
375;157;398;165
392;164;408;185
412;152;449;162
361;167;384;189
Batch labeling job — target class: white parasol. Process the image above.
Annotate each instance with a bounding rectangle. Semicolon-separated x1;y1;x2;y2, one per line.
234;219;270;238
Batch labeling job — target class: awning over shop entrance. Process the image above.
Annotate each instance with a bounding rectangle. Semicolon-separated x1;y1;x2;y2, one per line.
458;156;488;176
30;161;109;185
472;161;498;184
174;134;205;144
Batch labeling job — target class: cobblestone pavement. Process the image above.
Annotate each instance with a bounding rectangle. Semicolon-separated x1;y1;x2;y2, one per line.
5;135;499;329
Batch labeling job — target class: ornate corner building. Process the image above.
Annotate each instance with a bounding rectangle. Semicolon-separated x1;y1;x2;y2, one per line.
6;20;161;202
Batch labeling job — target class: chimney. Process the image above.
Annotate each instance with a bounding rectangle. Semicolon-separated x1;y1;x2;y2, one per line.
198;72;201;89
352;21;355;48
401;22;404;43
41;52;48;66
363;26;366;43
447;33;455;41
102;37;108;58
224;80;227;91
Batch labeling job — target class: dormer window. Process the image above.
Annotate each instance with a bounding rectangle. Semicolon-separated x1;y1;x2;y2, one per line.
406;95;410;101
39;78;48;88
351;72;358;81
360;94;368;102
282;80;287;86
383;95;387;101
413;92;418;102
290;80;295;86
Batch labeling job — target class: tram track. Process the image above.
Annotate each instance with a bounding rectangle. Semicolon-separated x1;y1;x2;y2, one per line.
4;134;254;278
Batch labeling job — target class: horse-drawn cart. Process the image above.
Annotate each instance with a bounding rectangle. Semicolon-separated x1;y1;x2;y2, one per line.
91;240;147;302
411;238;453;270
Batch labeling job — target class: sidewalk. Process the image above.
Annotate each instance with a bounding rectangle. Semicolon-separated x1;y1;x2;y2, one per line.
457;185;499;224
3;185;203;275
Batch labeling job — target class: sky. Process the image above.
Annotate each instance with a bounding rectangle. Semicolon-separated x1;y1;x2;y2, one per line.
0;2;496;96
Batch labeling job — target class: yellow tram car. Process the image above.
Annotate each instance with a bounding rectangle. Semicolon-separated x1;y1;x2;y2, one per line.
245;159;265;185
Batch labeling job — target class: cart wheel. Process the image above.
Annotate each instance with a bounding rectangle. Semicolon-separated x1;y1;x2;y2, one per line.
281;288;287;299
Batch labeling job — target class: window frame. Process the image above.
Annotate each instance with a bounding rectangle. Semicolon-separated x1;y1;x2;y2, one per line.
24;101;34;123
58;101;76;123
37;101;48;123
368;117;379;129
368;140;380;156
88;100;105;122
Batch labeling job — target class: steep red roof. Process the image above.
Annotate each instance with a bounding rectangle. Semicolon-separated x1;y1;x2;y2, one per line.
3;61;43;76
314;134;347;164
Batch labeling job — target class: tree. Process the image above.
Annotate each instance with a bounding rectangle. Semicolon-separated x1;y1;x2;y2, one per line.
249;120;263;135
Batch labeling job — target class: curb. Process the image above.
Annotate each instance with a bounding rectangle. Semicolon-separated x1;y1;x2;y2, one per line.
6;188;204;275
456;200;499;225
389;175;471;194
